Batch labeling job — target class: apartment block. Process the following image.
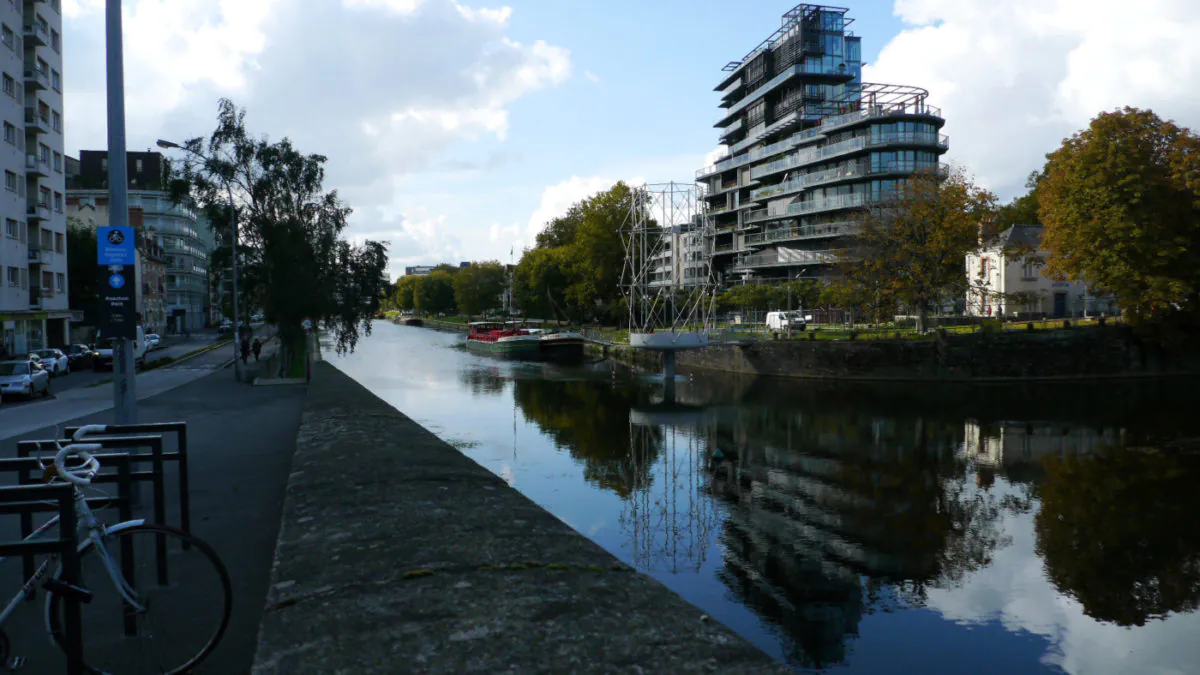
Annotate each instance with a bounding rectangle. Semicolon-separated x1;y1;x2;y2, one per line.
649;220;709;291
1;0;69;355
696;3;948;287
69;151;211;333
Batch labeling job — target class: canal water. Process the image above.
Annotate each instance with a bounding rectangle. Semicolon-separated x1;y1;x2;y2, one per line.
329;322;1200;674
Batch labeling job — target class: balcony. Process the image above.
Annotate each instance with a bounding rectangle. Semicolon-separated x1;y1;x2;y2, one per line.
746;193;871;224
25;154;50;178
27;246;53;265
732;247;842;271
749;160;948;202
26;201;51;222
23;67;49;91
29;288;42;309
24;108;50;135
23;21;49;47
744;221;857;246
819;103;944;135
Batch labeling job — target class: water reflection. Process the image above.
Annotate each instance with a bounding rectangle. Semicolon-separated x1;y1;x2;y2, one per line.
330;326;1200;674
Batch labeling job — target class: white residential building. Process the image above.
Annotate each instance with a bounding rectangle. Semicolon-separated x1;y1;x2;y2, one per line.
965;224;1116;320
649;223;710;291
1;0;69;355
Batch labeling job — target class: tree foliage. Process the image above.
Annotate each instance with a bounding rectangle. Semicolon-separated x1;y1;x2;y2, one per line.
840;167;998;330
392;275;418;311
716;280;823;313
66;219;99;323
995;170;1045;227
168;99;389;355
514;181;636;323
415;269;456;315
1038;107;1200;324
453;261;507;317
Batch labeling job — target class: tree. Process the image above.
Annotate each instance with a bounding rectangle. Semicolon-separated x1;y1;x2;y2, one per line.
513;247;571;322
393;275;418;311
1038;107;1200;324
453;261;506;317
995;170;1044;226
168;99;389;355
66;219;99;322
415;269;456;315
841;167;998;332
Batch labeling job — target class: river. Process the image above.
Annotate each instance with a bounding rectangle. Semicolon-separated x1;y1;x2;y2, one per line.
328;321;1200;674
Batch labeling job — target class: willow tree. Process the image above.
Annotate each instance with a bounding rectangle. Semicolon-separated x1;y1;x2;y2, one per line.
1038;107;1200;324
168;99;388;356
841;167;998;332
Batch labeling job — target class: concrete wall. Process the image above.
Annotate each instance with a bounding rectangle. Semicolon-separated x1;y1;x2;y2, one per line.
677;327;1200;381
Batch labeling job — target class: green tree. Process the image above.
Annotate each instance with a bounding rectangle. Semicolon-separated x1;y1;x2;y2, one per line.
415;270;456;315
842;167;998;332
1038;107;1200;324
564;181;637;321
393;275;418;311
995;170;1045;226
453;261;506;317
168;99;389;355
66;219;99;322
513;247;571;322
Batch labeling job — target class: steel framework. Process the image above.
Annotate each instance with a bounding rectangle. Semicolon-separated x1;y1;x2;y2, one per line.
622;182;716;343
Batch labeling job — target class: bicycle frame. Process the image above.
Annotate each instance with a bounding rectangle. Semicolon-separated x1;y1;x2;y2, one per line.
0;486;146;643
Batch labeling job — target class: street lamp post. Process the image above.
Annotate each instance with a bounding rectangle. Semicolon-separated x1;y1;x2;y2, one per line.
156;139;241;381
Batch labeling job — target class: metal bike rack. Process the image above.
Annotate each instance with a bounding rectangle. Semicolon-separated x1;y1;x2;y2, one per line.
12;438;175;592
63;423;191;540
0;482;89;674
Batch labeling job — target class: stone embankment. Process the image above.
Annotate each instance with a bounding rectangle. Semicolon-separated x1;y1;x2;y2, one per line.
251;362;788;674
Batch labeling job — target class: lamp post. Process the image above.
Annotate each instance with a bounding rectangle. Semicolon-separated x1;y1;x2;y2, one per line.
156;139;241;381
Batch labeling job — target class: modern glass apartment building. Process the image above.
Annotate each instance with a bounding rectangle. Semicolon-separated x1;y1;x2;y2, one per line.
696;4;948;286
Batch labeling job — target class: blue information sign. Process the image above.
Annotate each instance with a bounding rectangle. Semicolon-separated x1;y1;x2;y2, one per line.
98;226;136;266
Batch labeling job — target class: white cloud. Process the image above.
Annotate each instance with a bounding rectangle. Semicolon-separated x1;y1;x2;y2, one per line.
522;175;617;247
866;0;1200;199
704;145;728;167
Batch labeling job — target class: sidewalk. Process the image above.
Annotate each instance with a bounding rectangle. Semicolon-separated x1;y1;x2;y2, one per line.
252;362;788;674
0;365;306;673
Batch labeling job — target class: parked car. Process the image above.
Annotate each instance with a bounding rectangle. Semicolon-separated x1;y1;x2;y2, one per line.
0;360;51;399
145;334;161;350
66;344;95;370
93;327;148;371
218;320;233;335
33;348;69;376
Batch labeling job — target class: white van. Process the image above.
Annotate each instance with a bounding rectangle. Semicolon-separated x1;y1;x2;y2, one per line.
92;326;148;371
766;310;808;332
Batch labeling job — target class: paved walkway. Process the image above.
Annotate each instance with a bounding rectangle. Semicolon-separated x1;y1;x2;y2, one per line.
252;362;788;674
0;364;306;673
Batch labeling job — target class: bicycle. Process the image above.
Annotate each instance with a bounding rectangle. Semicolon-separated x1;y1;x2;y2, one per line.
0;425;232;674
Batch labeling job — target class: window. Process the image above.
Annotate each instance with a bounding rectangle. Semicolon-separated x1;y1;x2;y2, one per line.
39;186;49;205
2;122;14;145
53;192;62;212
36;57;47;75
6;267;18;287
38;101;49;121
135;158;143;173
52;151;61;172
3;170;16;192
50;29;60;53
1;24;13;50
2;73;12;97
4;218;17;239
56;273;64;293
980;258;990;279
52;110;61;133
54;232;63;253
42;271;53;293
38;142;49;161
51;69;59;91
1022;261;1038;280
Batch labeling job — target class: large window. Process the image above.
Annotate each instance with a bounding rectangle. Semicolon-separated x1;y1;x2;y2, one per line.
6;266;19;287
4;218;17;239
55;232;63;253
4;170;16;192
51;69;60;91
3;121;15;145
51;110;61;133
53;192;62;212
56;273;64;293
1;25;13;50
2;72;13;97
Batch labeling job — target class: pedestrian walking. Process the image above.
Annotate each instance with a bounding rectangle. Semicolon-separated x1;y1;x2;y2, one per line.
252;338;263;362
240;338;251;364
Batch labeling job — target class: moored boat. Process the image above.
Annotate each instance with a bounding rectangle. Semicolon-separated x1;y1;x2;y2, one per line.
465;322;541;360
537;331;586;364
402;317;423;327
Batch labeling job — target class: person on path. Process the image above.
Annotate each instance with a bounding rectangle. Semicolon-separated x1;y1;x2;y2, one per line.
240;338;251;364
252;338;263;362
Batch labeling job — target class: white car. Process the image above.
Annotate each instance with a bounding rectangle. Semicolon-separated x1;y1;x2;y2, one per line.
33;348;69;376
0;360;51;399
145;334;161;350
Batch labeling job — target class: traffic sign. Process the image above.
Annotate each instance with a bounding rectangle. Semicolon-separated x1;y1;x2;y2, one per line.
108;273;125;289
99;264;137;338
98;226;136;266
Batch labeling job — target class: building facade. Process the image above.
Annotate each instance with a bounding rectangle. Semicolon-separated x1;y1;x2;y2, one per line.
965;224;1116;319
65;199;168;334
649;222;710;290
696;3;948;287
0;0;69;354
69;151;210;332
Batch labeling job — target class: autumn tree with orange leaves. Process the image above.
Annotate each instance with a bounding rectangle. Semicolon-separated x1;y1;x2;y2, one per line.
837;167;998;332
1038;107;1200;325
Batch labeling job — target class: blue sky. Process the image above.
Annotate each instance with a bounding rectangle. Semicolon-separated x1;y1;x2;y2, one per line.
60;0;1200;279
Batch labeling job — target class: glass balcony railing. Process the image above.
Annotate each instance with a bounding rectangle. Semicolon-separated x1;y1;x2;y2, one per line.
743;221;857;245
750;160;946;201
733;247;843;270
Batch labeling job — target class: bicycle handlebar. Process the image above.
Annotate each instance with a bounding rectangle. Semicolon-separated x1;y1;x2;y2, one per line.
53;425;110;485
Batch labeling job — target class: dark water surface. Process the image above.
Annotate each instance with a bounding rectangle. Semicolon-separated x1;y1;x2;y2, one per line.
329;322;1200;674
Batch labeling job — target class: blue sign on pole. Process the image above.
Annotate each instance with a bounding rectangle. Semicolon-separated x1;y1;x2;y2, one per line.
98;226;136;266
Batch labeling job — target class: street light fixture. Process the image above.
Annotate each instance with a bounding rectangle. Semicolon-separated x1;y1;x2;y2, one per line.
156;138;242;381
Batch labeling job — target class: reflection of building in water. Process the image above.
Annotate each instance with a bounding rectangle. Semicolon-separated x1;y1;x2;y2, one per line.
621;411;722;574
706;409;986;669
963;420;1122;474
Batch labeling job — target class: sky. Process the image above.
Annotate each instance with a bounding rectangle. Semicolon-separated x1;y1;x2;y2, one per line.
58;0;1200;280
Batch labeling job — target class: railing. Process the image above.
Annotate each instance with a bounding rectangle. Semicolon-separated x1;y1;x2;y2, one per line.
23;67;49;89
27;247;54;264
749;160;947;201
819;103;944;135
733;248;843;270
28;288;42;308
714;244;735;253
744;221;857;245
25;154;51;175
23;21;49;43
26;201;51;219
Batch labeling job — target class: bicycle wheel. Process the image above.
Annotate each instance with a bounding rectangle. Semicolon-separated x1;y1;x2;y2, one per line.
49;524;232;674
